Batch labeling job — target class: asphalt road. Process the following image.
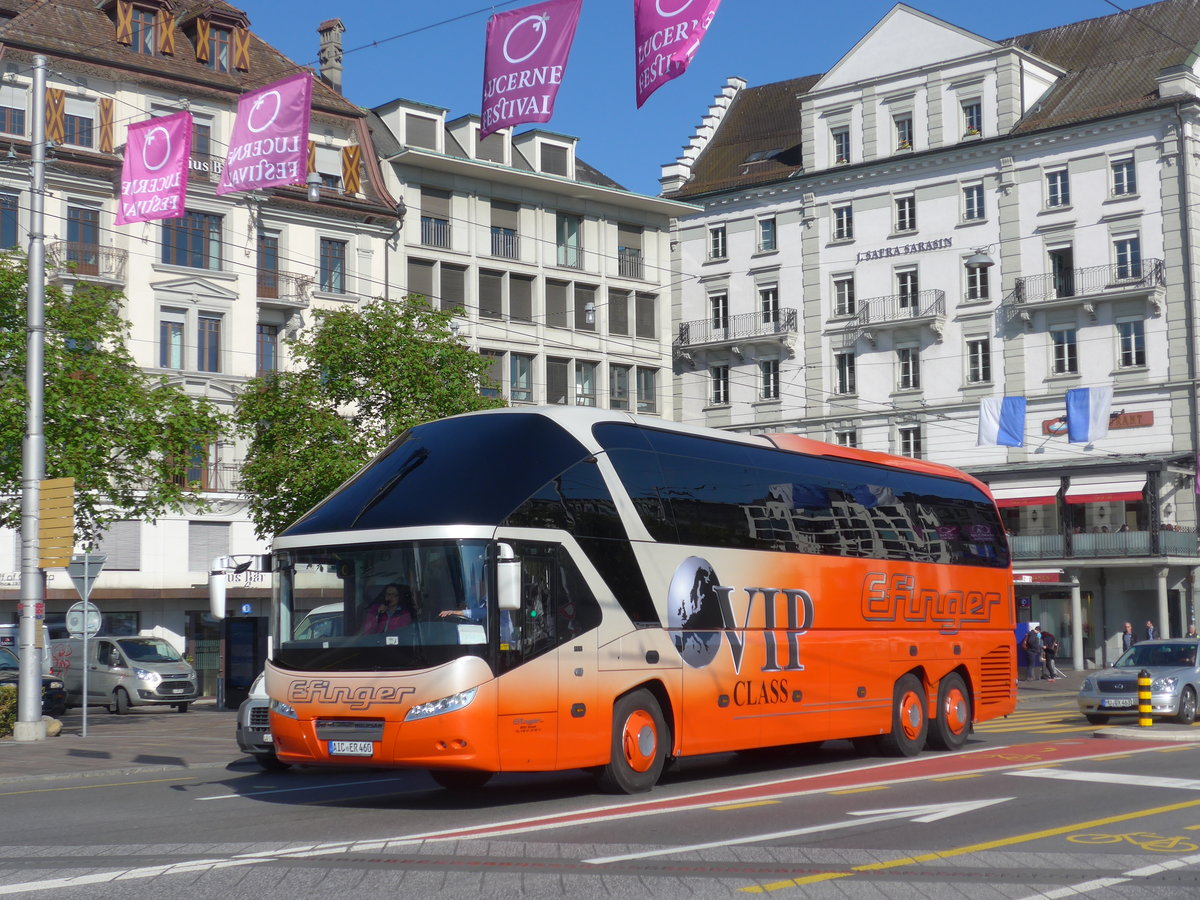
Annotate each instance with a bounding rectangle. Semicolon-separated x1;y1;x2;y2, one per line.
5;684;1200;897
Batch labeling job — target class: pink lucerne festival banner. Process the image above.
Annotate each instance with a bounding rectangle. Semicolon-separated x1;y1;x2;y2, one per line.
115;110;192;226
217;71;313;196
480;0;583;140
635;0;722;108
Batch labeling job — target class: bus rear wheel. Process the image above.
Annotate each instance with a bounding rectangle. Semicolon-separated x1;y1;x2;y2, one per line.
927;672;971;751
877;674;928;757
597;689;667;794
429;769;492;791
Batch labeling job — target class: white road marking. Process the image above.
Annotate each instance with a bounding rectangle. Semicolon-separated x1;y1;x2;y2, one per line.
583;798;1011;865
1017;852;1200;900
1008;768;1200;791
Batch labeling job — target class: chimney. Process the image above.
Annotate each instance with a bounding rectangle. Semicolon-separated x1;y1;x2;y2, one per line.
317;18;346;95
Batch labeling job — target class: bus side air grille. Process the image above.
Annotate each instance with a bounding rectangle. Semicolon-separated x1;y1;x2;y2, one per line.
977;646;1014;709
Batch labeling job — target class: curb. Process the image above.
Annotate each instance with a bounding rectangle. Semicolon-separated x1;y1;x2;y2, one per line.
1096;726;1200;743
0;758;250;787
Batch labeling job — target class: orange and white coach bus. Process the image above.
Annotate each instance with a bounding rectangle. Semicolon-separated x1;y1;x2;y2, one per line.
265;407;1016;793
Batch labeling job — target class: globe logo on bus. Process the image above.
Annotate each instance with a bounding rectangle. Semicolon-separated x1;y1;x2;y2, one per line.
668;556;726;668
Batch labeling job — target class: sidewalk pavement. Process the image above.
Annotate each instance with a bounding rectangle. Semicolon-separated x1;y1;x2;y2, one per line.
3;670;1199;785
0;700;249;785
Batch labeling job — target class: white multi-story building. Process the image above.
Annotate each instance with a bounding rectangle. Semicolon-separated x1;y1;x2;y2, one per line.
0;1;398;695
664;0;1200;666
367;100;695;414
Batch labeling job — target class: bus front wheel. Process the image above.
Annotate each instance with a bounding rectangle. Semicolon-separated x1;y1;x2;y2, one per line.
927;672;971;751
877;674;928;757
597;689;668;794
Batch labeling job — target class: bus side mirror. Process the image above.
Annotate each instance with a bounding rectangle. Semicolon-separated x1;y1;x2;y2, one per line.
495;543;521;612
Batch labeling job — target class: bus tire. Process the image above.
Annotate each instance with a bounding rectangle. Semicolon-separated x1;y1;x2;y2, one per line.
927;672;971;751
597;689;668;794
430;769;492;791
877;674;927;757
1085;714;1109;725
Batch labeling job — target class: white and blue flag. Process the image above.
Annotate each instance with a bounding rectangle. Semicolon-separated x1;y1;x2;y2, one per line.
977;396;1026;447
1066;386;1113;443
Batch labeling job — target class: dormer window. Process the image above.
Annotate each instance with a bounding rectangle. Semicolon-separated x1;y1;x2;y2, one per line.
406;114;439;151
187;10;250;73
206;25;231;72
962;100;982;137
541;143;569;177
110;0;175;56
131;6;156;54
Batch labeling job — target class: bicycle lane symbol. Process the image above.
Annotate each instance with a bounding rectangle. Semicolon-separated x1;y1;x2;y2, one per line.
1067;831;1200;852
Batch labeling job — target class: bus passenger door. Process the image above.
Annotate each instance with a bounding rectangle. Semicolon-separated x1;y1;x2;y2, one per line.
496;553;559;770
495;544;604;771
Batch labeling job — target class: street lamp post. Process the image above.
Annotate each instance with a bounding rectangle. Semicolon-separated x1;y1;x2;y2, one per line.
15;55;49;742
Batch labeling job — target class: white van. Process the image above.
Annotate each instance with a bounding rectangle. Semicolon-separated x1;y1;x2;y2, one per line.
50;635;199;714
0;623;54;675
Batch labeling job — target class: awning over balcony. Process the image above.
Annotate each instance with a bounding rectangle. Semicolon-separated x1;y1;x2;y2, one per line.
989;478;1061;508
1064;475;1146;504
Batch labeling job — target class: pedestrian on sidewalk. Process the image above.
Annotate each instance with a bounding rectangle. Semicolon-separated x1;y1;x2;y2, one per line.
1041;629;1061;680
1122;621;1135;651
1023;625;1044;682
1146;620;1157;641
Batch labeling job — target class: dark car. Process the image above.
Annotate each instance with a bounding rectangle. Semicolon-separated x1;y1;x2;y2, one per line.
0;645;67;716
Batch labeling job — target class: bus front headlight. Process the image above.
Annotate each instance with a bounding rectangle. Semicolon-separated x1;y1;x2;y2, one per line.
404;687;478;722
271;698;298;719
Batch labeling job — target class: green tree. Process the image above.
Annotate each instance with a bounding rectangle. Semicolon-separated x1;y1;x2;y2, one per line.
233;295;504;539
0;252;226;543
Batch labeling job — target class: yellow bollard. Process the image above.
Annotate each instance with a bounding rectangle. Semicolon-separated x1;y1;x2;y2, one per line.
1139;668;1153;727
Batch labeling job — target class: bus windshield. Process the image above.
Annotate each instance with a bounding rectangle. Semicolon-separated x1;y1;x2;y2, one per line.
274;539;492;672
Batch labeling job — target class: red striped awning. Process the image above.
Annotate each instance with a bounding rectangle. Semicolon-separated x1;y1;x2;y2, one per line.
989;479;1060;508
1064;476;1146;505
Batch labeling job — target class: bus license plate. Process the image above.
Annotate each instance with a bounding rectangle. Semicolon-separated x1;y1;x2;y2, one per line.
329;741;374;756
1101;698;1135;708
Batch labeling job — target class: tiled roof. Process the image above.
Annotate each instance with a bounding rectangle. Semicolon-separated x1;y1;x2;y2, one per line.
668;0;1200;199
672;75;817;198
0;0;361;118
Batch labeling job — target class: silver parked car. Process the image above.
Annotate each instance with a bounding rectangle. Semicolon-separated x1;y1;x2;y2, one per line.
1078;639;1200;725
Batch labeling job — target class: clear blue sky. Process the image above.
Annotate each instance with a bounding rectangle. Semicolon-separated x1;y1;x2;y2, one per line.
235;0;1132;196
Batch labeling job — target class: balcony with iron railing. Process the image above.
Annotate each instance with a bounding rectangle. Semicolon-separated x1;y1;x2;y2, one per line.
1003;260;1165;326
617;248;644;280
1010;526;1199;561
421;216;452;249
47;241;127;285
557;243;584;269
256;269;313;308
490;227;519;260
838;289;945;346
676;308;798;358
162;461;243;494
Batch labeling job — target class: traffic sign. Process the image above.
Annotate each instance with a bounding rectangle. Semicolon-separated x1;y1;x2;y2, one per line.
67;553;107;602
65;600;101;638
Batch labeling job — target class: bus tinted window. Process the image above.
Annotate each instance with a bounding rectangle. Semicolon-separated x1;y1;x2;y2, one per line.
283;413;592;535
594;423;1008;568
503;458;625;540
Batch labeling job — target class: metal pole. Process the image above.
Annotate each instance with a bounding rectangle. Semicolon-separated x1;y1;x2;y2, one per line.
15;55;48;743
82;555;89;738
